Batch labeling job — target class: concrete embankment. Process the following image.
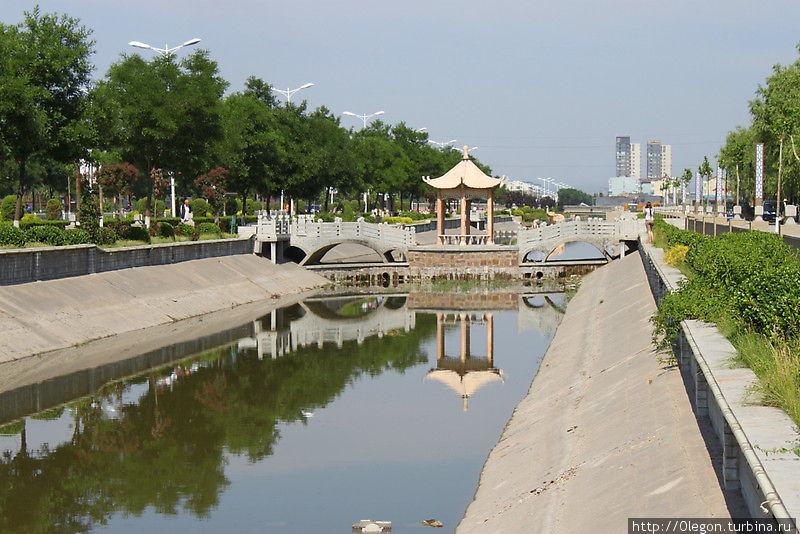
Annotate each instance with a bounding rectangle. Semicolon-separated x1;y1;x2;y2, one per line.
0;255;327;362
458;253;742;533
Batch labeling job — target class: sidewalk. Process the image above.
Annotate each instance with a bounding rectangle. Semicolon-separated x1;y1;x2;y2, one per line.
458;253;744;533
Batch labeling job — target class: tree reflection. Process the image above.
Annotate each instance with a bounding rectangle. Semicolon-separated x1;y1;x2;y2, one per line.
0;313;433;533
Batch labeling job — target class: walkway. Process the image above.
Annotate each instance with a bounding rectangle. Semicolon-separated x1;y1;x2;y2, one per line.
458;253;744;532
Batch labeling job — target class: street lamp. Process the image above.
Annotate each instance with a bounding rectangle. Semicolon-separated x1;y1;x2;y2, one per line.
271;82;315;104
128;38;201;56
428;139;457;149
342;110;385;128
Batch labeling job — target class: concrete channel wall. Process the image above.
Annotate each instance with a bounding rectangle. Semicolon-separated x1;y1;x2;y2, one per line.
640;243;800;527
0;238;253;286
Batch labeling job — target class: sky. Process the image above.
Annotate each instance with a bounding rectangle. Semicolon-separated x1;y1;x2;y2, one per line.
2;0;800;192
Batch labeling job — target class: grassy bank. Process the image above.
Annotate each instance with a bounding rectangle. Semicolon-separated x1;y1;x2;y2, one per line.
652;218;800;426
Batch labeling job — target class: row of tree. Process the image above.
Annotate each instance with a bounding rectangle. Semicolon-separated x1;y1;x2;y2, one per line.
0;7;491;224
716;43;800;208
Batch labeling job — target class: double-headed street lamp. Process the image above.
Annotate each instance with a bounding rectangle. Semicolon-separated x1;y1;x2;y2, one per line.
128;37;201;223
272;83;315;104
128;37;202;56
342;110;385;128
428;139;457;149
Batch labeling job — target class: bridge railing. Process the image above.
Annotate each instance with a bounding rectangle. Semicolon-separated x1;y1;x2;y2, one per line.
290;219;416;249
516;218;640;249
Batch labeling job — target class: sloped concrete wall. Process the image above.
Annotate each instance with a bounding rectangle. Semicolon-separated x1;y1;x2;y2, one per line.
0;255;327;362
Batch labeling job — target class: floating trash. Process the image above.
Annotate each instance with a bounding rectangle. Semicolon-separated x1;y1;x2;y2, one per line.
421;519;443;528
352;519;392;532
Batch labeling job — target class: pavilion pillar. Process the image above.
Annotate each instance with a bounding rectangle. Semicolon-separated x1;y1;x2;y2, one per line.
460;313;470;362
436;313;444;361
487;189;495;244
436;191;445;245
460;191;469;243
487;313;494;366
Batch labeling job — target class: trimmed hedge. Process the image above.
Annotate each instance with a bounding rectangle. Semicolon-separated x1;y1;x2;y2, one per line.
0;224;94;248
653;218;800;341
197;222;221;235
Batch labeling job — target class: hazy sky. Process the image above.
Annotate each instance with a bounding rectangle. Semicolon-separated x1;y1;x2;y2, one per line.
3;0;800;192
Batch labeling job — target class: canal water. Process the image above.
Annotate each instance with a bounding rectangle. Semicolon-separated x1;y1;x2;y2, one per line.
0;290;566;533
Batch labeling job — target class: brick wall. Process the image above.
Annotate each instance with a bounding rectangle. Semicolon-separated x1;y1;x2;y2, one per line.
407;291;518;310
408;249;517;268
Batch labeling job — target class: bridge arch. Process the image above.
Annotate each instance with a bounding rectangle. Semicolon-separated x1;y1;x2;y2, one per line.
521;237;614;263
294;239;407;266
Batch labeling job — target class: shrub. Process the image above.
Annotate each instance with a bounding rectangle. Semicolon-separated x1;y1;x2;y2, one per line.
663;244;688;266
0;224;27;247
197;222;221;236
652;219;800;342
225;197;241;215
63;229;92;245
363;215;377;223
190;198;211;218
45;199;62;220
25;225;64;246
158;222;175;238
511;209;524;216
21;213;42;224
342;203;355;222
118;225;151;243
93;227;117;246
1;195;17;221
315;212;335;222
382;216;413;225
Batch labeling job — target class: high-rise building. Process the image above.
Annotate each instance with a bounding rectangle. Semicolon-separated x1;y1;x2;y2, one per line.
630;143;641;179
660;144;672;179
615;136;631;177
616;136;641;178
646;140;662;180
646;139;672;180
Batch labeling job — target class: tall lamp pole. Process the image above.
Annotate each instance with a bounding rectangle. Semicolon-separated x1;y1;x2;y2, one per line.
271;83;315;104
342;110;385;128
128;37;202;225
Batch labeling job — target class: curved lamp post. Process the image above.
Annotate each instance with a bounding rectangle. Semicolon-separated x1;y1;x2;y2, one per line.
342;110;385;128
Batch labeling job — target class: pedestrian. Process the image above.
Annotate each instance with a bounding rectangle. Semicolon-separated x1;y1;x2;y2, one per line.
180;198;195;227
644;201;654;243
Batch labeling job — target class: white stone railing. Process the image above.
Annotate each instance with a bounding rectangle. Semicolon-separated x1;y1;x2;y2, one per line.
438;234;490;245
290;219;416;249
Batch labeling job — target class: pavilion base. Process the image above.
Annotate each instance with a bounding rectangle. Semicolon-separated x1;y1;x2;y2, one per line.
407;245;517;268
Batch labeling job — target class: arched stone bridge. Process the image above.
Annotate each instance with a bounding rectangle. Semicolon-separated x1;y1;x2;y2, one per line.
248;216;416;265
517;217;640;263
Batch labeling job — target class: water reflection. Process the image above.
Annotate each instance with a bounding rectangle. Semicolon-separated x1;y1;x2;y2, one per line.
426;313;501;411
0;290;565;534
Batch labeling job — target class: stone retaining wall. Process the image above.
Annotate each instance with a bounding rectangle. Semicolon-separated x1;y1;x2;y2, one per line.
408;246;517;268
0;238;252;285
640;242;799;527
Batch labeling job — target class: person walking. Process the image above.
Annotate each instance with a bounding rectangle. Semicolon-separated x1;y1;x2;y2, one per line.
644;202;654;243
180;198;194;227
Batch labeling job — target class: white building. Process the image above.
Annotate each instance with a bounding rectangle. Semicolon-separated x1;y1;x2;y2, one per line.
500;176;542;196
608;176;640;196
630;143;641;179
660;144;672;179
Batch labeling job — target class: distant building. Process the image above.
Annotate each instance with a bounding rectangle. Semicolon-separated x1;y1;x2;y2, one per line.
500;176;541;196
630;143;641;179
640;178;653;195
646;140;672;180
616;136;641;179
608;175;640;196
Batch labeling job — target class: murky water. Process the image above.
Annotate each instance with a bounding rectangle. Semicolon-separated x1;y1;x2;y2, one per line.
0;291;565;533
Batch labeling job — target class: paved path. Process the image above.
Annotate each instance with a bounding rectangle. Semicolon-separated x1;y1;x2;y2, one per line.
458;253;744;533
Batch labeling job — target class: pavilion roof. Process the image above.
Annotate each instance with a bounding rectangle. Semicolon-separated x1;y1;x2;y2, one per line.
424;146;502;190
424;368;504;410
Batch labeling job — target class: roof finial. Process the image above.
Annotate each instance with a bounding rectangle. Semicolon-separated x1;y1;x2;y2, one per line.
462;145;470;159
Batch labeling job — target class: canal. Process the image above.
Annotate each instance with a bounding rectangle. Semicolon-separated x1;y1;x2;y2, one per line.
0;290;566;533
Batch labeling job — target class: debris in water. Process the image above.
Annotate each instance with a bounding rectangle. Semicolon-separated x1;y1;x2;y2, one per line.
352;519;392;532
421;519;443;528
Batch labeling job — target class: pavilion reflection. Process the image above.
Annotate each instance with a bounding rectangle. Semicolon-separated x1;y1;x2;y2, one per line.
425;312;503;411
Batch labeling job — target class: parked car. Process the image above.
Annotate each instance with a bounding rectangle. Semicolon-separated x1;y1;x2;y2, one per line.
763;200;777;222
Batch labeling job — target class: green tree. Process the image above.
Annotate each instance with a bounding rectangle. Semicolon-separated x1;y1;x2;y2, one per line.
556;187;592;206
0;7;94;225
92;50;227;225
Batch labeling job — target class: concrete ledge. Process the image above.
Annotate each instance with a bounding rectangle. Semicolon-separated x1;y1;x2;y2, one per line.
640;241;800;527
0;237;253;285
